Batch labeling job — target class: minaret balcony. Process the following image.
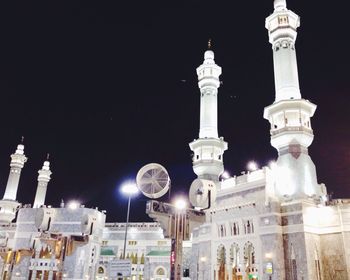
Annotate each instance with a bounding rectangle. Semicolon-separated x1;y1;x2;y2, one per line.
192;158;223;165
0;200;21;224
270;125;313;136
270;126;314;150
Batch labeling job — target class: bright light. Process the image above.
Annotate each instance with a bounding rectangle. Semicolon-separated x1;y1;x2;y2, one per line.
121;181;139;196
265;252;272;259
200;256;207;262
174;198;187;210
67;200;80;210
247;161;258;171
221;171;230;179
268;160;276;169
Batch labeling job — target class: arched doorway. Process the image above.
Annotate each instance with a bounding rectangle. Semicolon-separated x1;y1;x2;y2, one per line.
243;242;255;278
230;243;240;280
217;244;226;280
153;266;167;280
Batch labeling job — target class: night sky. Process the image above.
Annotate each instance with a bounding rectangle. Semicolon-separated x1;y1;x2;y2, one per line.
0;1;349;222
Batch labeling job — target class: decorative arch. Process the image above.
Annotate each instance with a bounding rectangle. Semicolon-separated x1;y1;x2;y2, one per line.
217;244;226;265
154;265;167;277
230;243;239;267
217;244;226;280
97;266;105;275
230;243;240;280
243;242;255;273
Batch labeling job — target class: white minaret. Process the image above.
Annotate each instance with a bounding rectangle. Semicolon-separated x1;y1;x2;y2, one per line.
267;0;301;102
0;142;28;223
264;0;325;200
3;143;27;200
33;156;52;208
189;41;227;182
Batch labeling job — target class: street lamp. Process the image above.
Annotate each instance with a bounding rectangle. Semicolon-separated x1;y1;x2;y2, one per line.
174;198;187;211
172;197;187;280
120;181;139;259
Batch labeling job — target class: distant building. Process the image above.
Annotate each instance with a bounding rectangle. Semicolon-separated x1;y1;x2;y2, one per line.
97;222;171;280
0;144;178;280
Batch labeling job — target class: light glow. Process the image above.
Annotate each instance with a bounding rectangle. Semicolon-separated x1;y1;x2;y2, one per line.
121;181;139;195
174;198;187;210
265;252;272;259
67;200;80;210
247;161;258;171
268;160;276;169
221;171;230;179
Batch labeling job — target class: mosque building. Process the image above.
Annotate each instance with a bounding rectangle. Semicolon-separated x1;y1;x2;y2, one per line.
188;1;350;280
0;1;349;280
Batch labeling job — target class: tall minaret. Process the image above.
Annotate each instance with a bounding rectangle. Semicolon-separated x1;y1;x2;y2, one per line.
0;142;28;223
264;0;324;199
33;156;52;208
189;41;227;182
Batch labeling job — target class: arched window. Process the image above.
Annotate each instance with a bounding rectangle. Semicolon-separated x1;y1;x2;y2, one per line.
89;223;94;235
46;217;51;231
230;243;239;268
98;267;104;274
244;242;255;270
156;267;165;275
217;245;226;280
232;222;239;236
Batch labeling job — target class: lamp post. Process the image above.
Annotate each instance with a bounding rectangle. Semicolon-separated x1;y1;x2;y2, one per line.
120;182;139;259
171;198;187;280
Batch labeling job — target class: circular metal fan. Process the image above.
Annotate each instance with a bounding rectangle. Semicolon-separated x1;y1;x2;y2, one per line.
136;163;170;199
189;179;217;208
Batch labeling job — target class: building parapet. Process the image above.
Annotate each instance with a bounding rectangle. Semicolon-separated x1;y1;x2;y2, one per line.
104;222;161;230
220;168;267;193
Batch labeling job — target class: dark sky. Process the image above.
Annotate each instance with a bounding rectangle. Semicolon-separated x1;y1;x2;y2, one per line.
0;1;349;222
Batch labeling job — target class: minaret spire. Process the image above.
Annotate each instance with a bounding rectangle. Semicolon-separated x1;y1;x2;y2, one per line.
33;157;52;208
266;0;300;102
189;42;227;182
3;143;27;200
0;142;28;223
264;1;325;200
274;0;287;10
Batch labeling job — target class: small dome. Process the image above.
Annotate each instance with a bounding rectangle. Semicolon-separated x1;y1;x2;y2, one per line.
204;50;214;60
16;144;25;154
274;0;287;10
17;144;24;149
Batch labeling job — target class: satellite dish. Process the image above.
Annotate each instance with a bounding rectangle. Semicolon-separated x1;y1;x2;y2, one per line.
136;163;170;199
189;179;217;208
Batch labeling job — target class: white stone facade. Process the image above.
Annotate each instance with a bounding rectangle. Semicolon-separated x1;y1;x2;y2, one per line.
189;1;350;280
0;1;349;280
